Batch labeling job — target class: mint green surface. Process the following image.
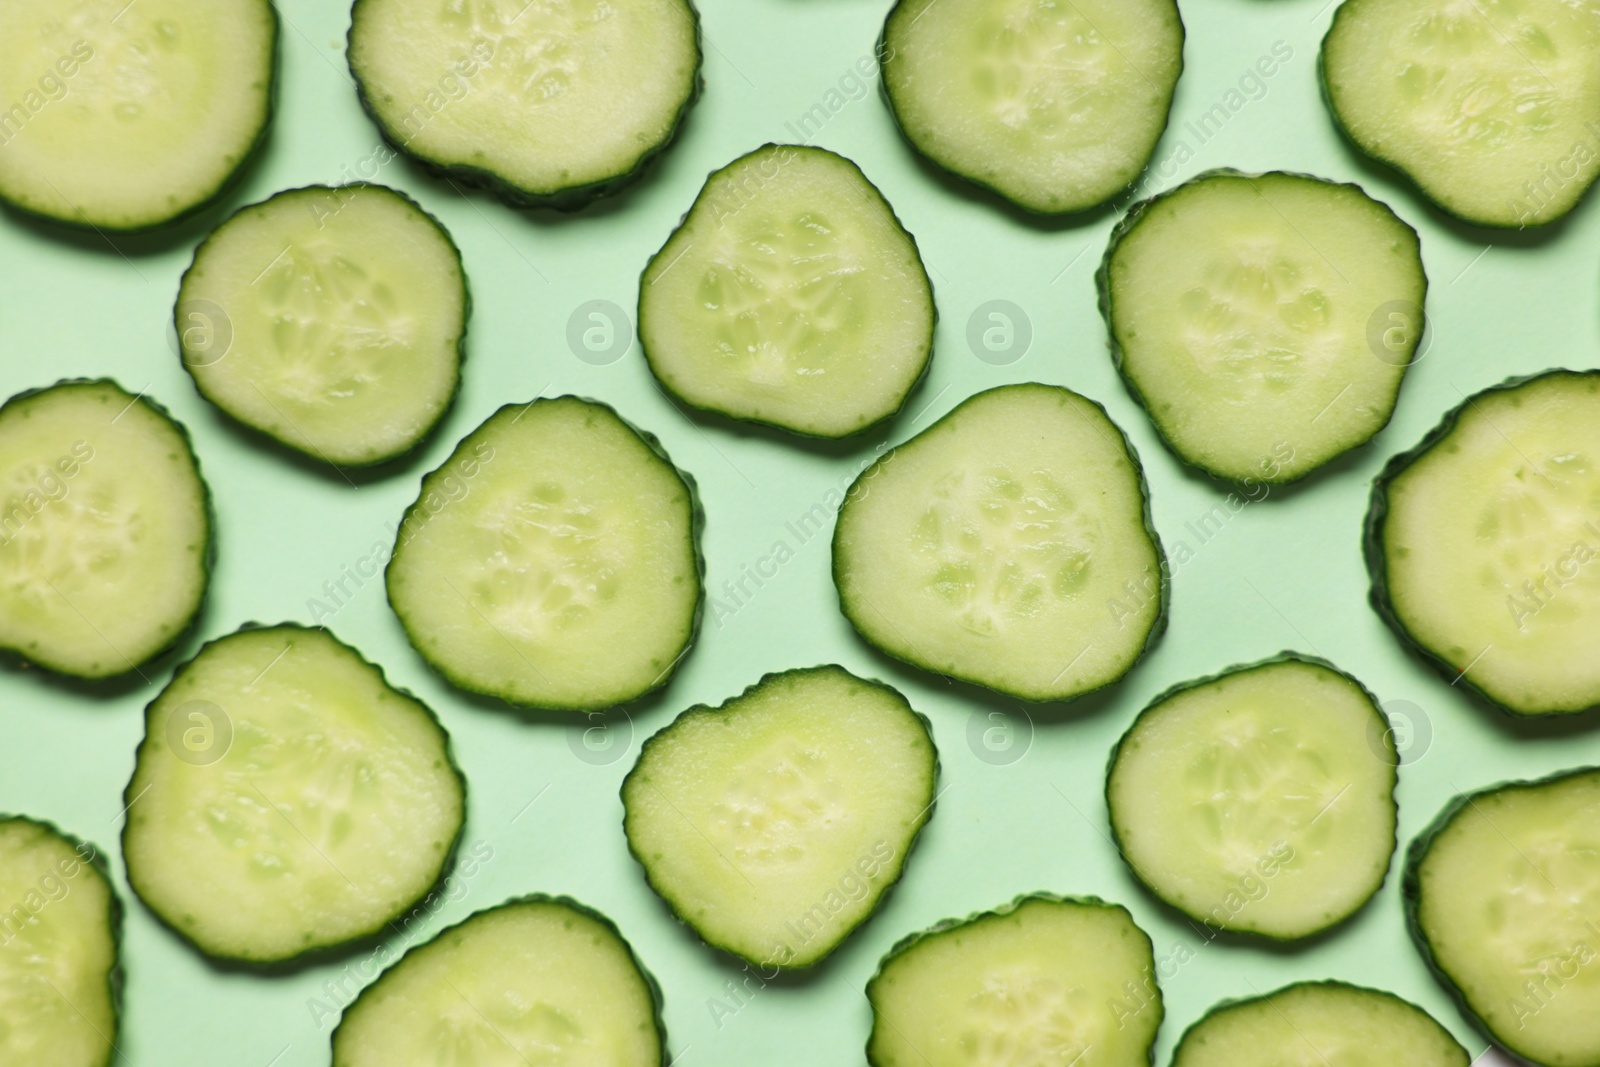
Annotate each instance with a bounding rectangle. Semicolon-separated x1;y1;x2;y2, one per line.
0;0;1591;1063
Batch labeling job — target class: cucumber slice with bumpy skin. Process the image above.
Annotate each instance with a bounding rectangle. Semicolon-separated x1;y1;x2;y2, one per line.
1406;768;1600;1067
622;665;937;969
1323;0;1600;228
122;624;465;963
386;396;703;711
1107;654;1398;940
867;894;1161;1067
331;895;665;1067
1173;981;1470;1067
347;0;700;210
833;382;1165;703
1368;370;1600;716
0;817;120;1067
639;145;935;439
0;380;210;679
176;184;467;467
1099;170;1426;485
0;0;276;232
881;0;1183;214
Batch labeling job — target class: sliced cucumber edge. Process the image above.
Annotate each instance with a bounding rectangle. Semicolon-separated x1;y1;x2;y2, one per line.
636;144;938;441
619;664;940;971
120;621;468;967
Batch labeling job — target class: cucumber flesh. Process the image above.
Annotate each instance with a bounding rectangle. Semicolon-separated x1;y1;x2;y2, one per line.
122;625;465;963
622;665;937;968
1408;768;1600;1067
0;380;209;679
0;0;275;231
1323;0;1600;227
331;896;664;1067
833;382;1164;702
882;0;1183;214
1173;982;1469;1067
385;396;702;711
1371;371;1600;716
639;145;935;438
177;184;467;467
868;895;1160;1067
1101;170;1425;484
347;0;699;208
0;818;118;1067
1107;655;1397;940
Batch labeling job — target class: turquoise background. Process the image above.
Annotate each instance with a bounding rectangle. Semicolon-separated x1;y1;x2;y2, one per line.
0;0;1590;1062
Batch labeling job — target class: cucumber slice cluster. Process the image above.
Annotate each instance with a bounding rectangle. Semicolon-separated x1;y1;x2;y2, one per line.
833;383;1165;703
386;396;703;711
1323;0;1600;227
0;0;276;231
176;184;467;467
1368;370;1600;716
0;818;120;1067
122;625;465;963
622;665;937;968
0;380;210;679
1107;654;1398;940
867;894;1161;1067
639;145;935;438
1100;170;1425;484
331;895;664;1067
1173;981;1469;1067
347;0;700;209
1407;768;1600;1067
881;0;1184;214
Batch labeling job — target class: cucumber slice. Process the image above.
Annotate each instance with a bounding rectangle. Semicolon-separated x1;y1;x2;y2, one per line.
622;665;937;968
1099;169;1426;485
0;0;276;232
1172;981;1470;1067
386;396;703;711
833;382;1165;703
347;0;700;210
1323;0;1600;228
0;380;210;680
1368;370;1600;716
881;0;1184;214
0;817;120;1067
1406;767;1600;1067
122;624;465;963
331;895;665;1067
867;894;1161;1067
176;184;468;467
639;145;935;439
1106;654;1398;940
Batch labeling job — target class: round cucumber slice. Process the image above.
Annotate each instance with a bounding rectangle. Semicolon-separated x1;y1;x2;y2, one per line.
639;145;935;439
122;624;465;963
331;895;665;1067
1108;654;1398;940
347;0;700;209
1407;767;1600;1067
1100;169;1426;485
622;665;938;969
1173;981;1470;1067
833;382;1165;703
385;396;703;711
1323;0;1600;228
0;379;210;680
867;894;1161;1067
0;817;120;1067
881;0;1184;214
176;184;468;467
1368;370;1600;716
0;0;276;232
